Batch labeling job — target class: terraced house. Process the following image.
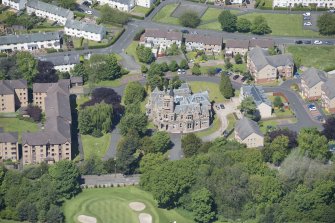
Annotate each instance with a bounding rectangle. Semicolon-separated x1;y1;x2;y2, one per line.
146;83;212;133
97;0;135;11
26;0;74;25
2;0;27;10
225;38;275;57
140;29;183;50
247;47;294;84
185;34;222;54
38;54;81;73
22;80;72;165
0;32;61;52
65;20;107;41
0;80;28;113
273;0;334;8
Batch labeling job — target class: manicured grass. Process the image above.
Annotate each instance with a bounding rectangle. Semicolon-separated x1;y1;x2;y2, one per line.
198;21;221;30
286;45;335;71
269;95;294;117
238;13;319;37
76;96;90;108
125;41;140;64
63;187;194;223
232;63;247;73
81;133;111;159
152;4;180;25
259;120;277;133
188;81;225;102
93;79;121;87
0;118;39;141
201;8;239;23
200;65;225;75
226;113;236;131
132;5;151;14
195;115;220;138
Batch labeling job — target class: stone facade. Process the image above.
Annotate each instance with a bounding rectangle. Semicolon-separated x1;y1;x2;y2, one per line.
146;83;212;133
0;80;28;113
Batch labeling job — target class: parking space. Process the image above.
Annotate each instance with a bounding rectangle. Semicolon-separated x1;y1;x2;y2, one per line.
306;103;325;123
302;12;319;32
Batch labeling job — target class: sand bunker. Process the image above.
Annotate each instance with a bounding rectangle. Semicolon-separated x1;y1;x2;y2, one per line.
129;202;146;211
77;215;97;223
139;213;152;223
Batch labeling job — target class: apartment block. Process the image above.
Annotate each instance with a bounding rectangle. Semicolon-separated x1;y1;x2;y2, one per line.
0;132;19;162
0;80;28;112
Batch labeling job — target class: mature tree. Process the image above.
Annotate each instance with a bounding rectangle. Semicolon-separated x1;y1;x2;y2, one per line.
48;160;81;199
35;61;58;83
159;62;169;72
58;0;76;9
273;96;283;108
79;155;106;175
78;103;113;136
234;53;243;64
26;104;42;122
124;82;146;105
17;200;37;222
116;130;141;174
317;13;335;35
192;63;202;76
239;96;258;121
267;128;297;149
179;11;201;28
191;188;217;223
141;64;148;73
147;63;165;90
0;57;20;80
72;63;88;82
99;5;129;25
151;132;171;153
182;133;203;157
169;60;179;72
224;58;233;70
298;128;329;160
179;59;189;70
322;116;335;140
218;11;237;32
169;75;183;89
16;52;38;85
104;54;122;80
139;153;168;174
166;43;180;56
237;18;251;33
220;74;234;99
45;205;63;223
249;174;283;204
136;45;154;64
251;16;272;35
262;135;290;165
119;103;148;136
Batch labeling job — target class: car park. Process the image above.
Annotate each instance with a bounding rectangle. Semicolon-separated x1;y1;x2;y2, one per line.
303;40;312;44
304;22;312;26
232;75;239;80
314;40;323;45
303;16;310;20
295;40;303;44
308;104;316;111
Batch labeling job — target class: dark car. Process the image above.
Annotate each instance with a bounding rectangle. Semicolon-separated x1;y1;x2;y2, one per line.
303;40;312;44
181;29;189;34
295;40;303;44
233;75;239;80
241;76;248;82
220;104;225;109
303;16;310;20
324;41;333;45
215;68;222;74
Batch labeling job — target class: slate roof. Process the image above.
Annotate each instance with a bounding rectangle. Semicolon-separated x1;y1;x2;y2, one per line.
302;68;327;88
0;32;60;45
65;20;106;34
0;80;27;94
144;29;182;41
70;76;83;84
322;78;335;100
226;39;249;49
235;117;263;140
38;54;80;66
249;39;275;49
185;34;222;46
33;79;69;93
249;47;293;70
27;0;74;18
241;85;271;107
45;85;71;122
0;132;18;143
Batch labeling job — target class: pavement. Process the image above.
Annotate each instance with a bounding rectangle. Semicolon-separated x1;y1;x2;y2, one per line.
81;174;140;186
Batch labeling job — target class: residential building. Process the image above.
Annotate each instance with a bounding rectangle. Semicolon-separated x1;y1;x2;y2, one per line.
65;20;106;41
225;39;249;57
22;80;72;165
146;83;212;133
140;29;183;50
249;38;275;50
272;0;334;8
136;0;155;8
0;132;19;162
235;117;264;148
0;80;28;112
240;85;272;119
184;34;222;54
300;68;327;100
247;47;294;84
70;76;83;87
321;78;335;113
0;32;61;52
38;54;81;73
26;0;74;25
2;0;27;10
97;0;135;11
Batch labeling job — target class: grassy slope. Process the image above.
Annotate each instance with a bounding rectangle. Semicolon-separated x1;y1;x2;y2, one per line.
63;187;194;223
81;133;111;159
132;5;151;14
152;4;179;25
125;41;140;64
188;81;224;102
286;45;335;70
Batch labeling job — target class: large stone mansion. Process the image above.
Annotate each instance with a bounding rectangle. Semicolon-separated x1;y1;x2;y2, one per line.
146;83;213;133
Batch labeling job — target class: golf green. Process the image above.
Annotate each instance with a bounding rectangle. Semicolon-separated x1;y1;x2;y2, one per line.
63;187;194;223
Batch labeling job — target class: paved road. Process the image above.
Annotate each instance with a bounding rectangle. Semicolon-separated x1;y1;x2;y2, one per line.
102;127;121;161
81;174;140;186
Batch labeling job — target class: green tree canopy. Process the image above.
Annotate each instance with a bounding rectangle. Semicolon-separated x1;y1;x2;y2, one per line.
237;18;251;33
297;128;329;160
251;16;272;35
192;63;202;76
179;11;201;28
191;188;217;223
15;52;38;85
317;13;335;35
220;74;234;99
136;45;154;64
182;133;203;157
218;11;237;32
99;5;129;25
239;96;258;121
179;59;189;70
124;82;146;105
168;60;179;72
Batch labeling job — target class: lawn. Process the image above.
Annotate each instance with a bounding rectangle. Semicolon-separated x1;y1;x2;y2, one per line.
226;113;236;131
76;96;90;108
232;63;247;73
201;8;239;23
198;21;221;30
132;5;151;14
286;45;335;71
259;120;277;133
0;117;39;141
238;13;319;37
152;4;180;25
188;81;224;102
125;41;140;64
63;187;194;223
81;133;111;159
269;95;294;117
195;115;220;138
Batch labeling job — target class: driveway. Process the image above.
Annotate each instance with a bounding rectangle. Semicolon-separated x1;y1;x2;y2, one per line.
169;133;183;160
102;127;121;161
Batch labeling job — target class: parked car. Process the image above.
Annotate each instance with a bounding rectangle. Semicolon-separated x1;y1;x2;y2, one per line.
181;29;189;34
303;16;310;20
295;40;303;44
323;41;333;45
241;76;248;82
304;22;312;26
232;75;239;80
215;68;222;74
85;10;92;14
308;104;317;111
303;40;312;44
220;104;225;109
303;12;311;16
328;9;335;13
314;40;323;45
